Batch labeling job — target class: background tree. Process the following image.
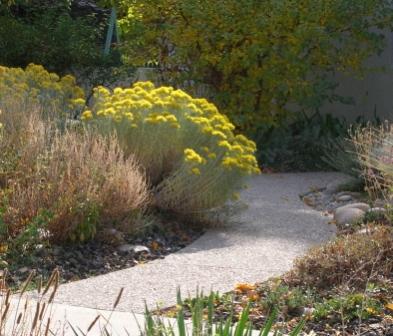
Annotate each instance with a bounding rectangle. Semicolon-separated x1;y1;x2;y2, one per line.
114;0;393;130
0;0;115;72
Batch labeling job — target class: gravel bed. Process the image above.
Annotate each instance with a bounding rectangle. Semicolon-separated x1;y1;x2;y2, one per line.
4;221;204;288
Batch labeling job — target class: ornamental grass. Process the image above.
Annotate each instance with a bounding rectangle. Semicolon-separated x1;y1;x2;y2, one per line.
0;104;149;245
351;122;393;200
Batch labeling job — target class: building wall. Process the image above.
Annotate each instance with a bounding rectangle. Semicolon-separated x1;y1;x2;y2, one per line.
321;31;393;122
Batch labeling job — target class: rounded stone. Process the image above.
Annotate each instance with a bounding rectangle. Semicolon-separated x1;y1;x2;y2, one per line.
368;207;386;214
325;182;340;194
117;244;135;254
334;207;365;226
335;202;371;212
336;194;352;202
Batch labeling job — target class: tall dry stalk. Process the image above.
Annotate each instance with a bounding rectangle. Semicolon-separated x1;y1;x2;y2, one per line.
0;104;149;243
0;269;59;336
351;122;393;201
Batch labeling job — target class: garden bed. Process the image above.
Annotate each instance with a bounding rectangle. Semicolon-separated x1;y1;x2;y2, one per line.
2;219;204;289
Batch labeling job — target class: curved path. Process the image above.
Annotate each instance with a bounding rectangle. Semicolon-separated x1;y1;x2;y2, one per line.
53;172;347;313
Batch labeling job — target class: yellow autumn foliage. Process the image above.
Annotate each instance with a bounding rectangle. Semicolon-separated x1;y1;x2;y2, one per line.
117;0;392;130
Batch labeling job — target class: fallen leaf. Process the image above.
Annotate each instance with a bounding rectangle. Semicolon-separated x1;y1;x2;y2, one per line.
151;241;160;251
385;303;393;311
0;244;8;253
235;283;256;292
303;196;314;206
247;290;259;301
366;307;378;315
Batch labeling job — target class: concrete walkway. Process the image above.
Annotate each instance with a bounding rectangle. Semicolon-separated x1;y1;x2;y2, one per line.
52;173;346;314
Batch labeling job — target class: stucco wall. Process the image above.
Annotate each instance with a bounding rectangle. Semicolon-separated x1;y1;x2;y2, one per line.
321;31;393;122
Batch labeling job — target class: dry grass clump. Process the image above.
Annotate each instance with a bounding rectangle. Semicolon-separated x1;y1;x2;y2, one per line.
351;122;393;200
0;106;149;243
286;227;393;290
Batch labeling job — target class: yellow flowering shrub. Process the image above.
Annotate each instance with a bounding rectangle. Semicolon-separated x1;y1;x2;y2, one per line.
85;81;260;216
0;63;85;118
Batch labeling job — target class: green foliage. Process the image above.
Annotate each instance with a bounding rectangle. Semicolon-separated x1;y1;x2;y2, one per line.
8;210;52;257
115;0;393;130
254;112;349;171
313;293;382;322
322;137;361;177
68;201;100;243
0;0;116;72
260;283;313;317
144;289;305;335
322;115;382;178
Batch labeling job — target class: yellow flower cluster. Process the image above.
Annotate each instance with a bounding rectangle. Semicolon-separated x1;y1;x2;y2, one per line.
0;64;85;116
87;81;260;176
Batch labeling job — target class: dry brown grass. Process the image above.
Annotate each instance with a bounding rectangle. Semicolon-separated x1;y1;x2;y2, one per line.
350;122;393;200
286;226;393;290
0;105;149;243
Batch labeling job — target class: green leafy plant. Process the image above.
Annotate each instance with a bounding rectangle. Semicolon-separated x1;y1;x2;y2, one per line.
8;210;52;259
144;290;305;335
254;112;349;171
0;1;115;72
260;283;313;318
313;293;382;323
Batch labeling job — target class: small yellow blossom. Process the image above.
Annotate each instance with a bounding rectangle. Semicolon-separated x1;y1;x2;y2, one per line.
191;167;201;175
81;110;93;120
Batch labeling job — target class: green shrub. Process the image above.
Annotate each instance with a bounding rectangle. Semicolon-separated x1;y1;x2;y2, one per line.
115;0;393;130
254;112;349;171
83;81;260;219
0;1;113;72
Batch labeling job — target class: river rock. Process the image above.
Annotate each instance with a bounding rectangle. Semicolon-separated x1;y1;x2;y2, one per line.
335;202;371;212
368;207;386;214
334;207;365;226
117;244;135;254
133;245;150;254
336;194;352;202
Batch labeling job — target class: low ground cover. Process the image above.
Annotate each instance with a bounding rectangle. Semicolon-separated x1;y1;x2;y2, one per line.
160;220;393;335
